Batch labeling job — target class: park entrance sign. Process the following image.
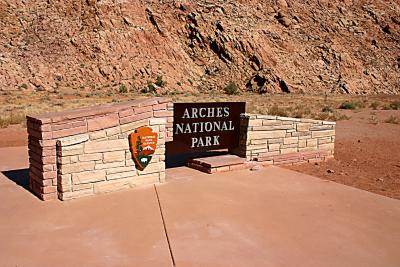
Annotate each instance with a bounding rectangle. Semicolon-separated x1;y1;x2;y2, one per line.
172;102;246;153
25;97;335;201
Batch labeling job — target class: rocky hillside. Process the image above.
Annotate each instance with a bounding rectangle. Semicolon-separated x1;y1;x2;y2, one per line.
0;0;399;95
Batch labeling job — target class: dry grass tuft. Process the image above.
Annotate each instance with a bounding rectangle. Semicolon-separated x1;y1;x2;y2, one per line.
0;112;27;128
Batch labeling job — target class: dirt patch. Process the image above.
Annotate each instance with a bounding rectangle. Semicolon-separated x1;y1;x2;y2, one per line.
0;125;27;147
286;109;400;200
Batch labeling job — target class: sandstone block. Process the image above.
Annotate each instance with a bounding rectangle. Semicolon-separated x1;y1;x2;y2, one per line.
248;130;286;140
60;188;94;200
133;173;160;185
306;139;318;147
120;119;148;133
52;119;86;131
281;144;298;149
73;183;93;191
267;138;284;144
292;132;312;137
52;125;88;139
107;171;136;180
106;126;121;137
284;137;298;145
280;147;298;154
134;106;153;114
89;130;106;140
103;151;125;163
119;108;134;118
248;119;262;127
262;120;281;126
107;166;136;174
79;153;102;162
137;162;165;175
153;103;168;111
95;161;125;170
87;113;119;132
248;144;268;150
310;125;334;131
318;137;332;145
250;139;268;145
311;130;335;138
298;140;306;148
154;110;173;118
277;116;300;122
120;111;153;125
61;161;95;174
318;143;334;151
93;178;134;194
296;123;311;132
256;115;277;120
159;171;166;182
298;147;317;152
72;170;106;184
58;134;89;146
84;139;129;153
268;143;281;151
149;118;167;125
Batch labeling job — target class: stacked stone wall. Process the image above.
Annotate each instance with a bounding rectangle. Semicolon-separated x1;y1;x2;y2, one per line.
26;97;173;200
237;114;335;165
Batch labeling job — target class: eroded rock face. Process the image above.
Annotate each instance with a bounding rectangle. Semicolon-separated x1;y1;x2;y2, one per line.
0;0;399;94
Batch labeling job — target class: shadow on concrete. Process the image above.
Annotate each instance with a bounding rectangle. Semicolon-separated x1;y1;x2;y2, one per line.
1;168;30;191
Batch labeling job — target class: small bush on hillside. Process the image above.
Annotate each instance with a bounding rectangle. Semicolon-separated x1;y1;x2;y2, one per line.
119;84;128;94
224;81;239;95
155;75;167;87
339;101;357;110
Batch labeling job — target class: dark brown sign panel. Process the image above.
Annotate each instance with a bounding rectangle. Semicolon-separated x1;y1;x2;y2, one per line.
172;102;246;153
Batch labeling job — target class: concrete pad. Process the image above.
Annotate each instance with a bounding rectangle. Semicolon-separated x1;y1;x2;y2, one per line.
157;166;400;267
0;174;173;267
0;146;29;171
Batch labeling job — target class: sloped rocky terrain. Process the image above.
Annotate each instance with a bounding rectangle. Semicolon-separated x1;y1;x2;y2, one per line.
0;0;399;95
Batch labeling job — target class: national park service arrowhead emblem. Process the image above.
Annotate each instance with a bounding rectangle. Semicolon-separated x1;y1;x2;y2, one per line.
129;127;158;171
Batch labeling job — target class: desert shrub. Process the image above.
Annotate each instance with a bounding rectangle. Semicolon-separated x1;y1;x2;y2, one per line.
369;102;380;110
339;101;357;110
313;112;330;121
384;115;399;124
389;101;400;110
0;112;26;128
322;106;334;113
141;81;156;94
268;104;288;117
224;81;239;95
369;115;379;125
119;84;128;94
155;75;167;87
313;111;350;121
292;105;311;118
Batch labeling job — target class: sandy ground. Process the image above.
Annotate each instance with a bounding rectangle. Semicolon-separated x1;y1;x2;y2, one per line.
0;108;399;199
286;109;400;200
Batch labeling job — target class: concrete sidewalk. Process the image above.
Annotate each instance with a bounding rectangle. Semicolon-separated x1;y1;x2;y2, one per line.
1;147;400;267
